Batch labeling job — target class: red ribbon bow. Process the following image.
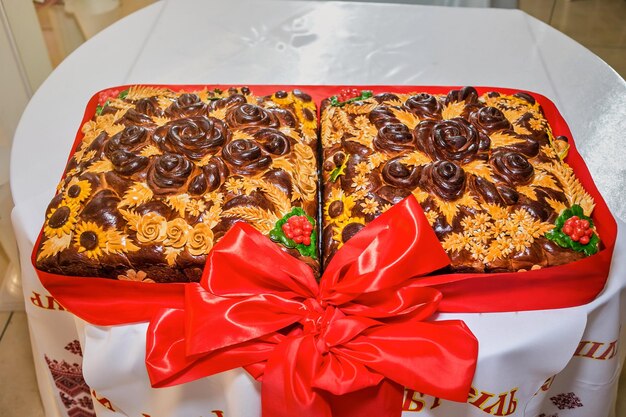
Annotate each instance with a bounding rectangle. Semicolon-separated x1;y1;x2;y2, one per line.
146;197;478;417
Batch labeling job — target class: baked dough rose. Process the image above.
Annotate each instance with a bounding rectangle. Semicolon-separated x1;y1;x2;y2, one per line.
420;160;466;201
254;129;291;156
210;93;247;111
109;150;150;176
164;218;191;248
154;116;229;161
226;104;278;128
103;126;151;174
373;123;416;153
135;97;162;117
187;222;214;256
147;153;193;194
165;93;207;118
490;150;534;185
404;93;442;119
382;156;421;188
120;109;153;125
468;106;512;134
136;212;167;243
470;175;520;206
416;118;488;164
222;139;272;175
368;107;398;129
106;125;149;152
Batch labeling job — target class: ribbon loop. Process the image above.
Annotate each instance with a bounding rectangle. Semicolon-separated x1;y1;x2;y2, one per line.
146;196;479;417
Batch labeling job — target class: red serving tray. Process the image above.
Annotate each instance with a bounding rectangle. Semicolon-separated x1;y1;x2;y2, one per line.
33;85;617;324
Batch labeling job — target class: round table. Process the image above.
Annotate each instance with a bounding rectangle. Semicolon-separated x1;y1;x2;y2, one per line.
10;1;626;417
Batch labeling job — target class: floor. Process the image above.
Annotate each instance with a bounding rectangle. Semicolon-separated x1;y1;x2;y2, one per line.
1;0;625;416
520;0;626;77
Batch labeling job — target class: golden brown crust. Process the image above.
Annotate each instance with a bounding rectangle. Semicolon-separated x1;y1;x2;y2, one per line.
320;87;594;272
36;86;319;282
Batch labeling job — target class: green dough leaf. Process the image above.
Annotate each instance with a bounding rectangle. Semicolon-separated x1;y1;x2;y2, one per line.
330;157;348;182
95;100;110;116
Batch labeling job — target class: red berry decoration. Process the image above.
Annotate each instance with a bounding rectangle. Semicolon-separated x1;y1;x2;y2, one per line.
98;89;120;106
281;215;314;246
561;214;594;245
546;205;600;257
337;88;361;102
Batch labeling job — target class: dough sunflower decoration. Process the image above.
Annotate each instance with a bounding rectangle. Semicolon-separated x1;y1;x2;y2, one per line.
62;178;92;205
269;89;318;143
332;216;366;249
294;99;317;141
323;189;356;225
73;221;109;259
44;201;80;238
271;90;294;106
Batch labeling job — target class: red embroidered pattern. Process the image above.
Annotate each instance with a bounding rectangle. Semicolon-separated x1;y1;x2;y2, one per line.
45;340;95;417
550;392;583;410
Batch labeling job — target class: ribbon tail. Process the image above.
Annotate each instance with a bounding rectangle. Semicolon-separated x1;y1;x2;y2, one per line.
262;335;332;417
146;308;277;388
328;379;404;417
341;320;478;402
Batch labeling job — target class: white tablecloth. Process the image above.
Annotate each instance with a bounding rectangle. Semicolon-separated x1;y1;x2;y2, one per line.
10;1;626;416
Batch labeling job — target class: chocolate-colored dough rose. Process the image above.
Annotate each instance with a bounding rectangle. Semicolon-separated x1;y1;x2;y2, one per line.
222;139;272;175
405;93;442;119
106;125;149;154
381;157;421;189
416;118;488;164
420;161;466;201
490;150;534;185
165;93;207;118
468;106;512;134
147;153;193;194
373;123;416;153
254;129;291;156
154;116;229;161
226;103;278;128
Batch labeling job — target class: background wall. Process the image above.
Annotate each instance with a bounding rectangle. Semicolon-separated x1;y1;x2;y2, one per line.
0;0;51;310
